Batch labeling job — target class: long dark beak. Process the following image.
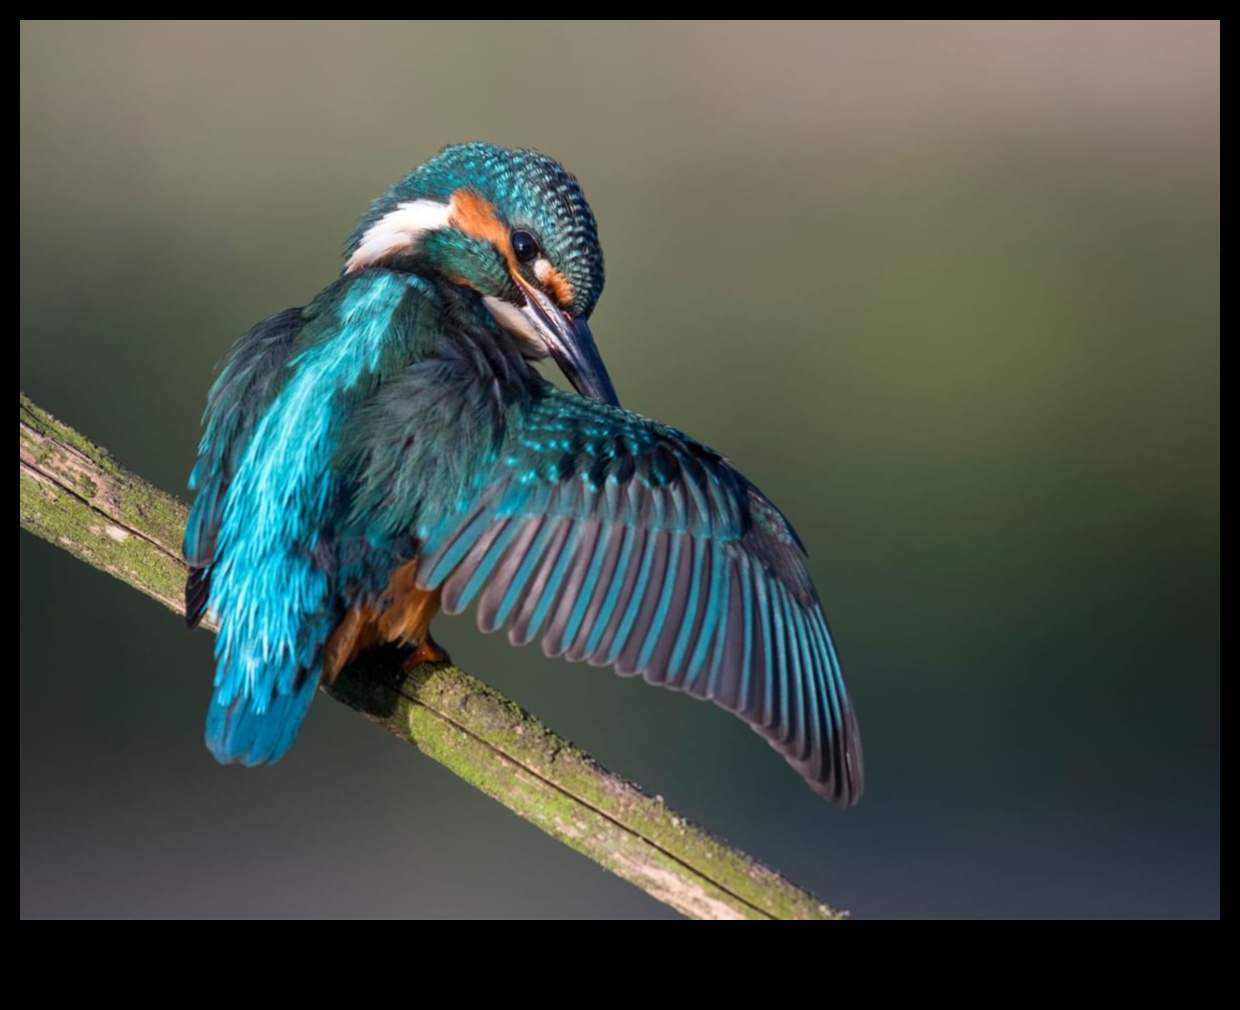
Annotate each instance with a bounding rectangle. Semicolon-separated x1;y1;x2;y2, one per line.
514;278;619;406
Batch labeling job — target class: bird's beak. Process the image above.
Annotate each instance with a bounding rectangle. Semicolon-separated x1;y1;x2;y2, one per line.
513;276;619;407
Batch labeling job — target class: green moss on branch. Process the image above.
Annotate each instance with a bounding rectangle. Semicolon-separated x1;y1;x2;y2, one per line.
18;392;845;920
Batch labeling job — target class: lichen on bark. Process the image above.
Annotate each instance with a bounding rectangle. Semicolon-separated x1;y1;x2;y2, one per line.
18;392;845;920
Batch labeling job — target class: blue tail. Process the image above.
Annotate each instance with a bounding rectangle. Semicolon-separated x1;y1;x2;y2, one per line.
205;669;321;767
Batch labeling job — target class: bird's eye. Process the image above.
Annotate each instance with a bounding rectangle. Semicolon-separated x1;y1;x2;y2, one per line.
511;230;540;264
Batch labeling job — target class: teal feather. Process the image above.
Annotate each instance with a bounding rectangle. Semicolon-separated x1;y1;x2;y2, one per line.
185;143;862;803
383;380;864;802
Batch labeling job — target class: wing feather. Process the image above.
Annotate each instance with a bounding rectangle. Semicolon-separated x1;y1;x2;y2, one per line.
183;306;306;627
417;386;863;804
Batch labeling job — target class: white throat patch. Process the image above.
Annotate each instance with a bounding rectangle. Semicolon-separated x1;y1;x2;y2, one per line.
345;198;454;274
482;295;550;357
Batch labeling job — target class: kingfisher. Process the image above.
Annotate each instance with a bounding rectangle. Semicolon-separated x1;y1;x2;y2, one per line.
184;143;863;804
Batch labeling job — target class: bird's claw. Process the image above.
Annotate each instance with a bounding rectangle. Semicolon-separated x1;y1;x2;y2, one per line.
402;634;450;671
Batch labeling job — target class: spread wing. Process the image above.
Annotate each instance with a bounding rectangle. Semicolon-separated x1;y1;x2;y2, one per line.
411;385;863;804
183;307;306;627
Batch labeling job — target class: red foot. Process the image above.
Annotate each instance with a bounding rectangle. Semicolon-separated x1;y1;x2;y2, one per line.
402;634;450;671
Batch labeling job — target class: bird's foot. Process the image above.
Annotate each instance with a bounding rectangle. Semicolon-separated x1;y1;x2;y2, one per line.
402;633;450;671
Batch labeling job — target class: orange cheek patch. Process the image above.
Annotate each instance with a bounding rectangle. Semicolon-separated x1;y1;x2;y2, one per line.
541;266;575;309
451;189;576;310
450;189;518;271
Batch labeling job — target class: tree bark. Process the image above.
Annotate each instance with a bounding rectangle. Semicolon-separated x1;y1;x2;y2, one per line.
19;392;844;920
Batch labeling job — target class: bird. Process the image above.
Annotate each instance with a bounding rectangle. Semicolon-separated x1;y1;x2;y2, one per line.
184;142;863;804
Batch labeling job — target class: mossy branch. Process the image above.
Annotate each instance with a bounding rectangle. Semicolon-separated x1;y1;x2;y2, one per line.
19;392;844;920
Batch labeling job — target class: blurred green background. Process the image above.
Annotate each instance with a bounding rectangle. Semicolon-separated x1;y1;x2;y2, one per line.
20;21;1218;919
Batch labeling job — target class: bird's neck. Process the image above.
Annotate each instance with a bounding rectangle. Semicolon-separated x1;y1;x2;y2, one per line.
298;268;540;399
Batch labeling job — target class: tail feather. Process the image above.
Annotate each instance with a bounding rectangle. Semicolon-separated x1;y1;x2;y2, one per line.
206;668;321;767
185;566;211;629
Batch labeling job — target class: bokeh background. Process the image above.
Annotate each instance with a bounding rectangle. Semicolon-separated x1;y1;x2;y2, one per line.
20;21;1219;919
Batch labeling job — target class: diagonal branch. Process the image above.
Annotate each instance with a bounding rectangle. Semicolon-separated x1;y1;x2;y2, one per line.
19;392;844;920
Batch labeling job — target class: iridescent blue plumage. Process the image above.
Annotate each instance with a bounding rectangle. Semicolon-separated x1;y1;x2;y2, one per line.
185;143;863;802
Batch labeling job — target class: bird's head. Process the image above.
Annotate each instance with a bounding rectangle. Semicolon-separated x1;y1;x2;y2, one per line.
345;143;617;405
